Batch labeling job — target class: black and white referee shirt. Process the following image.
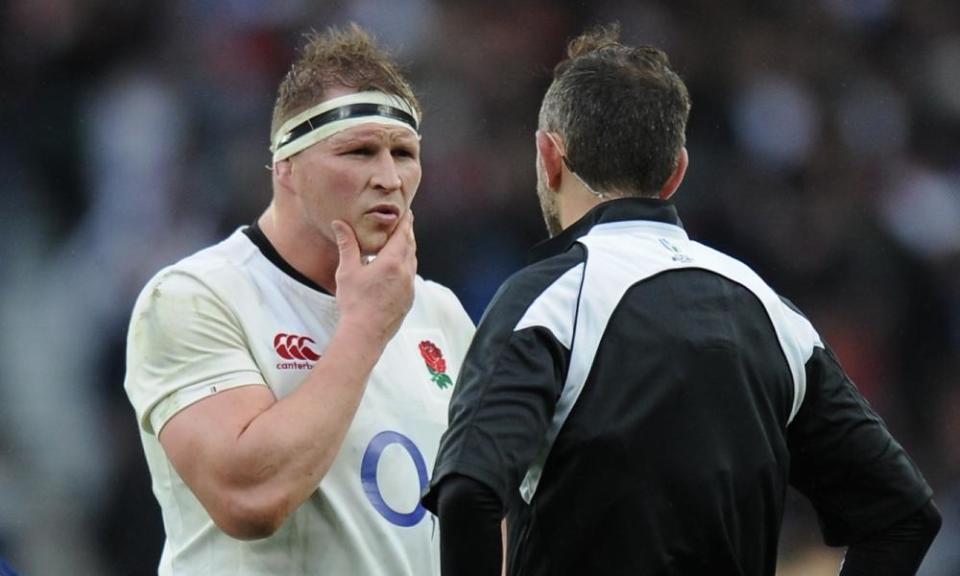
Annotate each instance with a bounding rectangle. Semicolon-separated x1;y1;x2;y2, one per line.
423;198;934;575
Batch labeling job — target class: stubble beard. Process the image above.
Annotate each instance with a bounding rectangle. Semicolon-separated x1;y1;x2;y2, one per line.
536;177;563;238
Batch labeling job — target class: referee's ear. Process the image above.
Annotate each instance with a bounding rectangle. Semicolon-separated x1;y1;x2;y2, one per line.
659;147;688;200
536;130;564;191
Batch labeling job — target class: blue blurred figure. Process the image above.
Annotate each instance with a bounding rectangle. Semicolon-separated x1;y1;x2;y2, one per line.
0;558;20;576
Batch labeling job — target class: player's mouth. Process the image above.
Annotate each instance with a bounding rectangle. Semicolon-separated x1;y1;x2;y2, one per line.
365;203;401;225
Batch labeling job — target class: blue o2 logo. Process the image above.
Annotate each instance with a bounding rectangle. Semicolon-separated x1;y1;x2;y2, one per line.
361;431;429;527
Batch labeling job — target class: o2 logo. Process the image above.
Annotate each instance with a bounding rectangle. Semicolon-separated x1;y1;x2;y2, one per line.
360;431;429;527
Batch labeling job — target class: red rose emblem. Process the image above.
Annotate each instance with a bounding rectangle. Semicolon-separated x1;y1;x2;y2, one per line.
419;340;446;373
419;340;453;389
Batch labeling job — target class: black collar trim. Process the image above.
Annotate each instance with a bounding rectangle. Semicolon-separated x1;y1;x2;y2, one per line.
528;198;684;264
243;222;333;296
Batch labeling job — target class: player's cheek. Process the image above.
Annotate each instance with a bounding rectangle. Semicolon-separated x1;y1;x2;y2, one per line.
403;165;422;204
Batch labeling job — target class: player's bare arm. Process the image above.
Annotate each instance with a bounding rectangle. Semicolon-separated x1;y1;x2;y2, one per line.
158;211;417;540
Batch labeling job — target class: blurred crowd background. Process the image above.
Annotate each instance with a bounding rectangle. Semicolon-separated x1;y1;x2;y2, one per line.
1;0;958;574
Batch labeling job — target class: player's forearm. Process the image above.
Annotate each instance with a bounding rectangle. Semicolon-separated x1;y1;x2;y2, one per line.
208;321;391;533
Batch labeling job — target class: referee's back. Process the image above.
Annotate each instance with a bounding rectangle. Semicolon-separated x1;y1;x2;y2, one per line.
518;265;793;575
426;202;934;576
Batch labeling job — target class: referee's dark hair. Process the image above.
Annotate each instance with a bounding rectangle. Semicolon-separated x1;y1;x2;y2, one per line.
538;23;691;198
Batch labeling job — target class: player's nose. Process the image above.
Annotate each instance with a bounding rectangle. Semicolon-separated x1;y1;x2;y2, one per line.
370;150;402;191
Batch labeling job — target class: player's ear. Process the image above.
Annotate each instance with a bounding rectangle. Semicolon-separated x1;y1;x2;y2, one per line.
659;147;688;200
273;158;294;190
536;130;564;191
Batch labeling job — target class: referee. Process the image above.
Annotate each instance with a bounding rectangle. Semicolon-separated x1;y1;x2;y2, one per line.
422;24;941;576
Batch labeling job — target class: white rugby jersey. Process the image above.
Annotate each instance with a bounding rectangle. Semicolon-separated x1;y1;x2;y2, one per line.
124;226;475;576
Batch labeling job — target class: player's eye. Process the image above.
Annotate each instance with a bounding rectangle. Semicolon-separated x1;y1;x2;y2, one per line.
392;148;415;158
345;147;375;156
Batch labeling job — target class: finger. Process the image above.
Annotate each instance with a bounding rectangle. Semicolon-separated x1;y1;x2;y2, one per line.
400;211;417;261
332;220;361;270
408;210;417;253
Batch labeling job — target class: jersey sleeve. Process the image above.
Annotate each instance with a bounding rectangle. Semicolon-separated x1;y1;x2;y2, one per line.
124;270;266;435
423;259;581;512
424;325;568;512
787;341;934;546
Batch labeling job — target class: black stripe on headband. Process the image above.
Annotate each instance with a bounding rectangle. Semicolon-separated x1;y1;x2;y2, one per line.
276;103;419;149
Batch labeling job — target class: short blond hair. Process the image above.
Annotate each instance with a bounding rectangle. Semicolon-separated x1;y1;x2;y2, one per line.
271;24;421;140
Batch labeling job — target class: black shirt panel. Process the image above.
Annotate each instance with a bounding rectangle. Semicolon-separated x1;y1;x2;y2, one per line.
788;344;934;546
422;246;582;512
508;270;792;576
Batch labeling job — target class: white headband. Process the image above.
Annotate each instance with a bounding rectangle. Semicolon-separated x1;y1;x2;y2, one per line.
270;91;420;163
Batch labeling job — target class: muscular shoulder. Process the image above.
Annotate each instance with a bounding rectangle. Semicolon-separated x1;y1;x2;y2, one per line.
132;230;259;313
409;276;476;339
414;276;462;311
125;232;267;434
162;230;258;289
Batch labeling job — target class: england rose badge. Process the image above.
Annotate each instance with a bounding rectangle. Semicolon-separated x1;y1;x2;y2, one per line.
419;340;453;389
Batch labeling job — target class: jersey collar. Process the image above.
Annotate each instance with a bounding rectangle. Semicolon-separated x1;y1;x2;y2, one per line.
527;198;684;264
243;221;333;296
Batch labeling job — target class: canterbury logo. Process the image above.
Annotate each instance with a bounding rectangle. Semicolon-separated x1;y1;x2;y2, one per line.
274;333;320;361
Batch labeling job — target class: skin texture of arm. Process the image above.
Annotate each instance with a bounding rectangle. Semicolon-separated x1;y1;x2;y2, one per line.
158;213;417;540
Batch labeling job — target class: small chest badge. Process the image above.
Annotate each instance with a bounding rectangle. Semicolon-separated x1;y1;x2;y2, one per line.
419;340;453;390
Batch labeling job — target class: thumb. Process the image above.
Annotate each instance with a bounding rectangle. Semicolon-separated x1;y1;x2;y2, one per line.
331;220;360;267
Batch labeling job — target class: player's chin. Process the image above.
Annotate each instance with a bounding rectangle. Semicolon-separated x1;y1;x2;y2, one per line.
356;229;390;255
